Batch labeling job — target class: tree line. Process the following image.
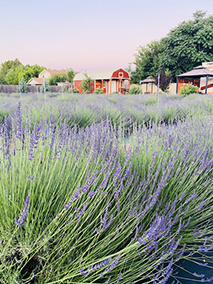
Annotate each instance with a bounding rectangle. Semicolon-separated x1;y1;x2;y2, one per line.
131;10;213;90
0;59;75;85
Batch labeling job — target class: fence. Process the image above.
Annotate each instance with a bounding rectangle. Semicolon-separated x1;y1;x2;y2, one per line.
0;85;70;94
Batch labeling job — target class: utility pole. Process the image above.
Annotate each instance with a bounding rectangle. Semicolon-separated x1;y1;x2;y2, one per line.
157;72;160;105
43;76;46;101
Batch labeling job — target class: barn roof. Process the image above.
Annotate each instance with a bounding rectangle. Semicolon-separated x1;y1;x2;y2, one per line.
74;69;128;81
177;66;213;78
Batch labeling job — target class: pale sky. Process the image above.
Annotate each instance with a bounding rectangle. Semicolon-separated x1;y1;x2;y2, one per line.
0;0;213;72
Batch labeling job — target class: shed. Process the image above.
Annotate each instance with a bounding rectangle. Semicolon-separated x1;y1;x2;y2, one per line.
176;66;213;94
73;68;130;94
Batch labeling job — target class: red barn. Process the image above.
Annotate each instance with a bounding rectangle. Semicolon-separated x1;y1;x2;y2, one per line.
73;68;130;94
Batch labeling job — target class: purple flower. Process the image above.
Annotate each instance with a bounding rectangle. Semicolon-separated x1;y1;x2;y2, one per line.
15;195;29;226
80;257;112;276
27;176;34;181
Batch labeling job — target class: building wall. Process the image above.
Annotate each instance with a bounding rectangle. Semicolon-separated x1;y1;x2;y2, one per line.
74;80;95;94
168;83;177;94
141;83;158;94
177;78;200;94
39;70;51;79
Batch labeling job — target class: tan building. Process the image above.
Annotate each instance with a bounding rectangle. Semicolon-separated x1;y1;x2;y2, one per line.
27;77;44;86
27;69;68;86
38;69;68;80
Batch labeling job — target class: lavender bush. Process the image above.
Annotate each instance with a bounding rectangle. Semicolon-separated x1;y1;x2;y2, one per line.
0;98;213;283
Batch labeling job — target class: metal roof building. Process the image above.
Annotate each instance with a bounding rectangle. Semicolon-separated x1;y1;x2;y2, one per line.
176;66;213;94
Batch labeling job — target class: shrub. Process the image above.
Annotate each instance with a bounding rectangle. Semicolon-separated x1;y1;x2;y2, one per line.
180;83;199;96
68;88;79;93
17;77;27;93
94;87;103;94
40;80;51;93
81;72;93;93
49;73;68;85
127;85;140;94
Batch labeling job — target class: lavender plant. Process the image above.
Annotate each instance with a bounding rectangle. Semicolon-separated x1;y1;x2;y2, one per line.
1;99;213;284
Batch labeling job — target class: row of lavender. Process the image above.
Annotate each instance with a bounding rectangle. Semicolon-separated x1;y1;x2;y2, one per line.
1;94;213;129
0;100;213;283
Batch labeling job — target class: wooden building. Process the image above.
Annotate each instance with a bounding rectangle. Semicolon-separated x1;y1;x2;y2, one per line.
176;66;213;94
140;76;157;94
73;68;130;94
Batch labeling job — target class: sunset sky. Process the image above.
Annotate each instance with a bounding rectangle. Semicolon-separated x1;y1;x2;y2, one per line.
0;0;213;72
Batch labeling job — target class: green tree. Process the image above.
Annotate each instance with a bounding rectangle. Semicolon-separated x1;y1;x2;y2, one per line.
127;85;141;94
17;64;45;83
41;79;51;93
17;77;27;93
49;73;68;85
81;72;93;93
131;40;162;84
2;62;45;85
0;58;22;84
67;68;75;82
160;10;213;80
5;68;19;85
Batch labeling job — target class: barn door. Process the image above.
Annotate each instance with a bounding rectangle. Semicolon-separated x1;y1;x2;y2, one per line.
111;81;116;93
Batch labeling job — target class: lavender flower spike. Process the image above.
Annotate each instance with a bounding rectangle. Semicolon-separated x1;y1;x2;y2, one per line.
15;195;29;226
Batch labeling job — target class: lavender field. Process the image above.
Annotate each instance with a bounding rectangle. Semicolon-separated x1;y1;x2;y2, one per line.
1;94;213;284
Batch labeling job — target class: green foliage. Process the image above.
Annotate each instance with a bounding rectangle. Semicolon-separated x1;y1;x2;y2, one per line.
67;68;75;82
127;85;140;94
133;11;213;83
40;80;51;93
180;83;199;96
68;88;79;93
18;64;45;83
1;60;45;85
81;72;93;93
94;87;103;94
131;40;162;84
17;77;27;93
2;98;213;282
0;58;22;84
49;73;68;85
160;10;213;80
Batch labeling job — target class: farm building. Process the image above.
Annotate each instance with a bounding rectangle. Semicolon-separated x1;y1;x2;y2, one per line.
176;62;213;94
73;68;130;94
